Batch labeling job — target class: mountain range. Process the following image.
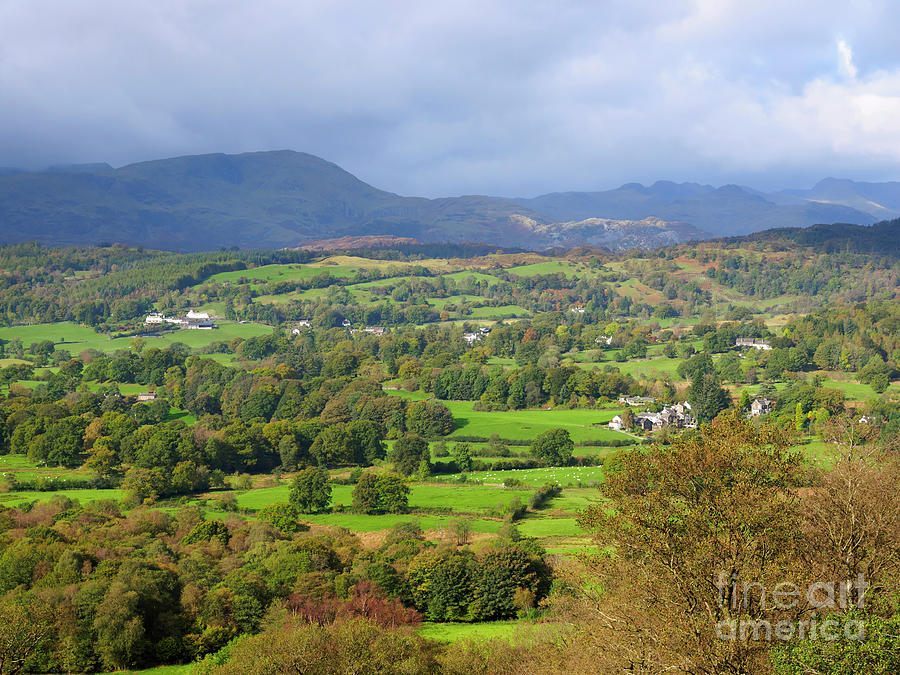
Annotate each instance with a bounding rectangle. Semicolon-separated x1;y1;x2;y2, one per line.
0;150;893;251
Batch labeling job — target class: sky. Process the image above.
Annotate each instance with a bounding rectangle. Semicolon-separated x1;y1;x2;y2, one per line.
2;0;900;197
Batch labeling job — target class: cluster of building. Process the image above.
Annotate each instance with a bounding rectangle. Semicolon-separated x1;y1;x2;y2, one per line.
144;309;217;330
290;321;386;336
609;398;696;431
735;338;772;350
463;327;492;344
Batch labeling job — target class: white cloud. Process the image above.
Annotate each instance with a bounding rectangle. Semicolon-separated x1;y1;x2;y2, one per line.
837;39;858;80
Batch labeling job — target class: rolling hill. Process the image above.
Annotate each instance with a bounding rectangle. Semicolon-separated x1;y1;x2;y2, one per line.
0;150;884;250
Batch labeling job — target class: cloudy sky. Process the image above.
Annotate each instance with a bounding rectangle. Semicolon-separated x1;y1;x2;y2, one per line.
2;0;900;196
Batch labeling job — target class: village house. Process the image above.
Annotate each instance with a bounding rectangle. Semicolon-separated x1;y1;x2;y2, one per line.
608;414;624;431
185;319;216;330
463;332;480;344
618;395;656;406
632;401;696;431
735;338;772;350
145;310;215;329
364;326;386;336
750;397;773;416
136;392;157;402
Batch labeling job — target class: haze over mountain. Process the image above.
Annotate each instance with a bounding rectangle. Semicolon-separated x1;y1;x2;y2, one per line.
0;150;886;252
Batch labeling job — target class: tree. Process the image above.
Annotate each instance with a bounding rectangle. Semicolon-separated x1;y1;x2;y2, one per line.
772;612;900;674
289;467;332;513
531;428;573;466
391;433;430;476
687;371;730;423
346;419;386;464
619;408;635;430
405;400;454;437
577;413;804;672
794;401;806;432
309;426;354;467
38;417;87;468
450;442;473;471
352;472;409;514
0;594;56;675
470;545;550;620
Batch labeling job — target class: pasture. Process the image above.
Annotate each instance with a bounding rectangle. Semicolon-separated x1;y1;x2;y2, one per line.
205;263;358;285
418;620;526;642
506;261;593;278
0;488;126;506
234;482;535;515
0;320;273;354
446;466;605;488
442;401;630;444
465;305;531;319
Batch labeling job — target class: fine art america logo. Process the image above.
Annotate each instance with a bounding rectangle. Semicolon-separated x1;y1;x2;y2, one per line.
714;572;867;642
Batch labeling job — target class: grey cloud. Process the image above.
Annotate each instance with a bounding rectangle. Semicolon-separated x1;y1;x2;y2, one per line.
1;0;900;196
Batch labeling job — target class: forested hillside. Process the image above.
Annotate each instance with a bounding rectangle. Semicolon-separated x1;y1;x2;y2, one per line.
0;234;897;674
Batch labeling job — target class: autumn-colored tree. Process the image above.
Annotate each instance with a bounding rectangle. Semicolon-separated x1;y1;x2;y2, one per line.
576;411;805;672
0;594;56;675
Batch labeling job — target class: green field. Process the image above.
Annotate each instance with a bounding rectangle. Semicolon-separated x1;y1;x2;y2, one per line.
0;321;272;355
206;263;358;285
302;512;505;533
590;356;682;379
506;261;592;278
446;466;605;488
417;620;525;642
0;322;115;353
235;482;534;515
821;378;885;402
117;665;193;675
465;305;531;319
0;488;126;506
441;271;502;286
443;401;629;443
516;516;583;538
0;357;31;367
426;295;488;308
0;454;95;481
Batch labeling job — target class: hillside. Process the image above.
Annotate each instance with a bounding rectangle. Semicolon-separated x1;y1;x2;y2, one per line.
516;181;875;236
727;217;900;255
0;150;885;252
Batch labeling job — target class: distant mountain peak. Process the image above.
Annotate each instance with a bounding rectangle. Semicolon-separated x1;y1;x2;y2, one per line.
0;149;888;251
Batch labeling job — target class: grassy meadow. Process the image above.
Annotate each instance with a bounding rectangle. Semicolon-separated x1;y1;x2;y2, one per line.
0;320;273;354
